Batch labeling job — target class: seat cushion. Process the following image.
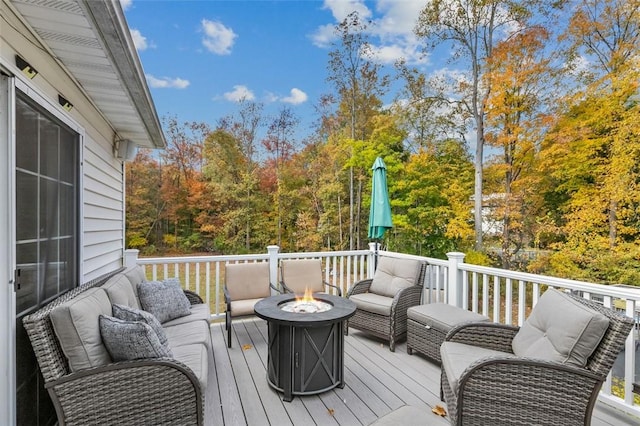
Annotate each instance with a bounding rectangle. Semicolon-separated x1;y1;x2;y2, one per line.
230;298;262;317
102;274;141;310
99;315;172;362
162;303;211;327
512;289;610;367
138;278;192;323
349;293;393;316
164;320;212;352
50;287;112;372
226;262;272;300
369;257;422;298
173;344;209;391
441;341;516;392
407;303;489;333
112;304;169;348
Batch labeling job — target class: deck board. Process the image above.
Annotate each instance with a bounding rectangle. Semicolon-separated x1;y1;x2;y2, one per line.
207;318;638;425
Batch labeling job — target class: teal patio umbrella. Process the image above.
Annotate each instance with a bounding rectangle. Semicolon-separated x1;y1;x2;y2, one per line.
368;157;393;263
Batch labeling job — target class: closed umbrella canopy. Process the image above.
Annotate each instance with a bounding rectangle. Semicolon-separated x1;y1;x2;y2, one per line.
368;157;393;239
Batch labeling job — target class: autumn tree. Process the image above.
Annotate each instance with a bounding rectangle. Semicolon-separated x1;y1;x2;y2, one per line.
483;26;555;268
327;11;390;249
415;0;537;251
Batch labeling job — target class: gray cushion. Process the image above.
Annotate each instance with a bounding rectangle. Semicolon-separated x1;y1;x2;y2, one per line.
407;303;489;333
173;344;209;391
441;341;516;392
512;289;610;367
369;257;422;298
124;265;147;305
99;315;173;362
138;278;192;323
102;274;141;310
162;303;211;327
50;287;112;372
280;259;325;293
113;304;169;348
164;320;212;352
349;293;393;316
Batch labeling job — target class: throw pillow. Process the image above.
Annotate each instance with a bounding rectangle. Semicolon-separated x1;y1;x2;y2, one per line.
512;288;610;367
137;278;191;323
112;304;169;348
99;315;172;362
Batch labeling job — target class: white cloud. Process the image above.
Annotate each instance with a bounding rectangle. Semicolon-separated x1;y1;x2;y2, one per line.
146;75;190;89
323;0;372;22
119;0;132;11
130;29;148;51
223;85;255;102
310;24;337;48
201;19;237;55
281;88;308;105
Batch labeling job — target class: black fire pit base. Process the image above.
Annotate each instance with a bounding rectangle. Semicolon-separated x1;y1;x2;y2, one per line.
254;293;356;402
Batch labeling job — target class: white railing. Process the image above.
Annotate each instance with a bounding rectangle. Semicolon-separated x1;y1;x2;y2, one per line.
124;247;639;417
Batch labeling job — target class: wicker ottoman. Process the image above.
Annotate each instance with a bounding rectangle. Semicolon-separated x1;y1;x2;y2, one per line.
406;303;489;363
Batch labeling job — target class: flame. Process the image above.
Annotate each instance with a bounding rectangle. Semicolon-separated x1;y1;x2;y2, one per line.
297;287;315;303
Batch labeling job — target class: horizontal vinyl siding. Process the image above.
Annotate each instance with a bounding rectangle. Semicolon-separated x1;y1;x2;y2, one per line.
82;134;125;282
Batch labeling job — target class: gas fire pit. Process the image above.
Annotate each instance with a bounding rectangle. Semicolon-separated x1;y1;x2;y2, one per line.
254;291;356;402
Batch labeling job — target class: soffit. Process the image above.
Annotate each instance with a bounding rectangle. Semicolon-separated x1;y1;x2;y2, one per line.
9;0;165;149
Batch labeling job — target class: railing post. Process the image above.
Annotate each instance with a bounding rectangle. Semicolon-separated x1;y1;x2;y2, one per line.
368;242;378;277
124;249;139;268
446;252;465;308
267;245;280;294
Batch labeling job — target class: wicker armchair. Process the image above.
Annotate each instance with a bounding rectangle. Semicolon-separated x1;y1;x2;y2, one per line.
280;258;342;296
22;269;204;426
440;289;634;426
345;256;426;352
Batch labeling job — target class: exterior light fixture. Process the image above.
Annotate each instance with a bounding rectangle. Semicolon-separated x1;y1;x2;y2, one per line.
58;95;73;112
115;139;137;161
15;55;38;79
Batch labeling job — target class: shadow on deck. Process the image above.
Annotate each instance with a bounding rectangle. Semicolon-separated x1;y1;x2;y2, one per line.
205;318;637;426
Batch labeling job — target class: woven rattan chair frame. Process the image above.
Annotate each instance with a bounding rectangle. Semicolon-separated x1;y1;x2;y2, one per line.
440;294;634;426
345;261;426;352
22;268;205;426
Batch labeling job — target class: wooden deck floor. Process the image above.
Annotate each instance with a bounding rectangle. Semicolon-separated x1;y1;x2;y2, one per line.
205;318;637;426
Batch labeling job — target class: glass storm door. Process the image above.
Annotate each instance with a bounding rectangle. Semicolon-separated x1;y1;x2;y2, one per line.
15;92;79;426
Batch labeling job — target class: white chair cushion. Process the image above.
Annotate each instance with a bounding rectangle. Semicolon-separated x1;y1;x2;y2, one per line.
512;289;609;367
225;262;271;300
102;274;141;310
369;257;422;298
349;293;394;316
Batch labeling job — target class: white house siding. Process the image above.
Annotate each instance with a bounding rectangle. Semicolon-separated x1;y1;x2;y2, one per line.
1;2;128;423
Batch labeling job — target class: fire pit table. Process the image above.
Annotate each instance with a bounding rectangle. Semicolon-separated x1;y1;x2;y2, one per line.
254;292;356;402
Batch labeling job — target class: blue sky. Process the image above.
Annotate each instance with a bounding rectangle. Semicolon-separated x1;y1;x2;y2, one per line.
121;0;434;140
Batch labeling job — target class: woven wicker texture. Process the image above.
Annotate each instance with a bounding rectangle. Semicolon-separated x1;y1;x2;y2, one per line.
346;262;426;352
22;268;205;425
440;293;634;426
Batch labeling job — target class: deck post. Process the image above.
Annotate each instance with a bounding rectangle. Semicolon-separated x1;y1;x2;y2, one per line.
124;249;139;268
446;252;465;308
267;245;280;293
368;242;377;276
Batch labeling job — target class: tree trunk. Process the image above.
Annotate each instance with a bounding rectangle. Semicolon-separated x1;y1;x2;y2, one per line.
474;123;484;251
609;199;617;248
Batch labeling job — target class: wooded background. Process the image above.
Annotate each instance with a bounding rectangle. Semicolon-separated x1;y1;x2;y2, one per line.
126;0;640;286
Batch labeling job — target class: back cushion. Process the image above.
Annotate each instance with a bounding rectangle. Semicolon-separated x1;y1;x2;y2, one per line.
226;262;272;300
512;288;610;367
124;265;147;305
50;287;112;372
102;274;141;309
369;257;422;298
281;259;324;293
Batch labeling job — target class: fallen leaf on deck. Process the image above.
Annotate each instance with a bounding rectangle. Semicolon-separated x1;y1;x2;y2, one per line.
242;344;253;351
327;408;335;416
432;405;447;417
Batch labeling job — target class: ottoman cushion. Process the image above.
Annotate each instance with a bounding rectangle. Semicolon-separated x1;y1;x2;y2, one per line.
408;303;489;332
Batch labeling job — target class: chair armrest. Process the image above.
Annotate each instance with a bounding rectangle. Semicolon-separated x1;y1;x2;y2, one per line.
183;289;204;305
390;285;423;314
323;281;342;297
446;322;519;353
50;358;203;425
224;287;231;306
347;279;373;297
